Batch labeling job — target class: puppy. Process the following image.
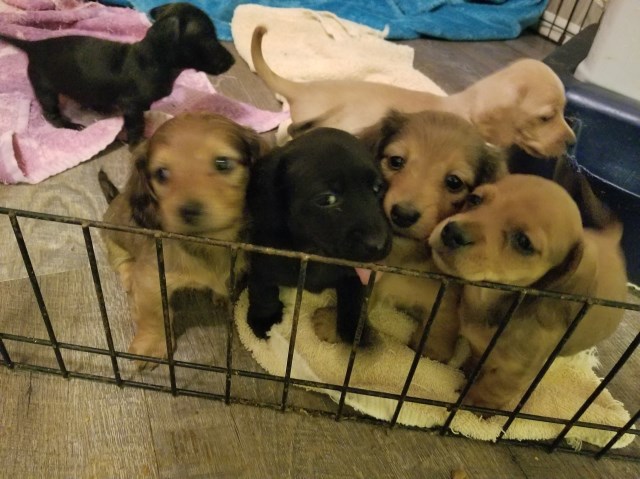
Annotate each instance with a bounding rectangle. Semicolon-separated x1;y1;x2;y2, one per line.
430;174;628;409
360;111;507;362
251;26;575;158
247;128;392;345
0;3;234;144
100;113;264;366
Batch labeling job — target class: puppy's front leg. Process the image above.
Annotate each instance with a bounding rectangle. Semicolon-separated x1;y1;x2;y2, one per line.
247;277;284;340
29;67;84;131
336;274;371;345
123;106;146;146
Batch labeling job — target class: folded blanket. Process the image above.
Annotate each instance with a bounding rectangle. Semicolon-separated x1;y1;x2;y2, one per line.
108;0;547;42
0;0;288;184
235;287;635;450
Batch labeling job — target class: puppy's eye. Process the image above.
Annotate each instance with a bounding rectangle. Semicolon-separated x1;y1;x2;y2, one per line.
445;174;465;193
539;114;554;123
214;156;235;172
314;192;340;208
466;194;483;207
386;156;406;171
153;167;170;184
512;231;535;256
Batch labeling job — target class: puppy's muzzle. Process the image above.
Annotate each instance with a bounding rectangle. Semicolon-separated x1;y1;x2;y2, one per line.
441;221;473;249
351;229;392;262
179;200;204;226
390;203;421;228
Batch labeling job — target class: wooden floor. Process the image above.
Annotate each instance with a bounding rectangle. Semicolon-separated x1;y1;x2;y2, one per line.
1;29;639;479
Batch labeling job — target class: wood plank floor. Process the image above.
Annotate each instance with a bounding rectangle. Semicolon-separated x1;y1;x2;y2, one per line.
1;30;639;478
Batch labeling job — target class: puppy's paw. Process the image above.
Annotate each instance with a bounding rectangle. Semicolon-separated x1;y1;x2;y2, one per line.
312;307;339;343
128;334;168;370
247;306;283;340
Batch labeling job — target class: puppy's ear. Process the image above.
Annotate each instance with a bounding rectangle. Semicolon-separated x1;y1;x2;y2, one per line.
237;127;270;165
146;14;181;54
358;110;407;160
149;4;173;20
473;143;508;187
533;241;588;294
126;143;161;230
470;84;525;148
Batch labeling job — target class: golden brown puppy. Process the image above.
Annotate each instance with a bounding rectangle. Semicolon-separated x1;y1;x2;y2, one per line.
251;26;575;159
429;174;628;409
100;113;265;366
361;111;507;362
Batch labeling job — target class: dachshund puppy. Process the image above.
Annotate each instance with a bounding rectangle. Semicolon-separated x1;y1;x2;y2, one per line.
252;26;575;158
0;3;234;144
360;111;507;362
430;174;628;409
247;128;392;345
100;113;264;366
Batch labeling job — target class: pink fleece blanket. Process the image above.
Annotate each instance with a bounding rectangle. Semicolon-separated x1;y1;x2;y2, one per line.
0;0;289;184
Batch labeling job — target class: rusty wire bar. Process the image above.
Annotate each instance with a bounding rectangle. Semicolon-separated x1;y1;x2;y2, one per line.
390;281;449;428
497;301;591;440
225;247;239;404
0;336;13;368
8;213;68;377
596;408;640;459
440;291;526;434
549;330;640;452
335;270;377;421
281;258;309;411
82;225;122;385
155;236;177;395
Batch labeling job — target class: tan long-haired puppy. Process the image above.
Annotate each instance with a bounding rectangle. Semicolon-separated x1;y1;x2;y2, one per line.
251;26;575;158
361;111;507;362
100;113;265;367
429;174;628;409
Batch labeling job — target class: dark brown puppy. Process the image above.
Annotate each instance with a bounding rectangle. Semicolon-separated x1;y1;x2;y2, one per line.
0;3;234;144
247;128;392;345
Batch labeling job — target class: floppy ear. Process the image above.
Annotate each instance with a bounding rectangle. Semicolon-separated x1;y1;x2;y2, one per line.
470;83;527;148
357;110;407;160
247;146;291;244
145;14;181;55
125;143;161;230
238;127;271;166
532;241;589;294
149;4;174;20
473;143;508;187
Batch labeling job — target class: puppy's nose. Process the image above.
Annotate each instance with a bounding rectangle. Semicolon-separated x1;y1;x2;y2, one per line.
361;232;392;260
390;203;421;228
179;200;203;226
441;221;473;249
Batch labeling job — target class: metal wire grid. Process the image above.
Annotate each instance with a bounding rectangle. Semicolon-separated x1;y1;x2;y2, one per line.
537;0;604;44
0;205;638;462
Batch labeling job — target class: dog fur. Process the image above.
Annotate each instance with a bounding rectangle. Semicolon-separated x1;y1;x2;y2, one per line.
100;113;264;366
0;3;234;144
246;127;392;345
251;26;575;159
360;111;507;362
429;174;628;410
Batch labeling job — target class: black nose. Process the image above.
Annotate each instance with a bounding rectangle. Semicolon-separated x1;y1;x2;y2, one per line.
361;232;392;260
390;203;421;228
179;201;203;225
441;221;473;249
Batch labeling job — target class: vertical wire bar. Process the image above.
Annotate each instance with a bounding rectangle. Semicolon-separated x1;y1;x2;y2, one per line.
389;281;449;427
335;270;377;421
440;291;526;435
9;213;68;377
595;408;640;459
155;236;177;395
0;337;13;368
280;258;309;411
82;225;122;385
559;0;582;44
497;301;591;440
549;330;640;452
578;0;596;31
224;247;238;404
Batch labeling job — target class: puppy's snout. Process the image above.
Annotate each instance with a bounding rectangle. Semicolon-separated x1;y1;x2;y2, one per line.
361;232;392;259
390;203;421;228
441;221;473;249
179;200;203;225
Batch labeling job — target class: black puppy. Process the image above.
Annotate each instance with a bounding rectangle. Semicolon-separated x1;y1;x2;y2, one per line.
0;3;234;144
247;128;392;344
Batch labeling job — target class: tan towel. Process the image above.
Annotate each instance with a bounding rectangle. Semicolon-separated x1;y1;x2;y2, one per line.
235;287;634;449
